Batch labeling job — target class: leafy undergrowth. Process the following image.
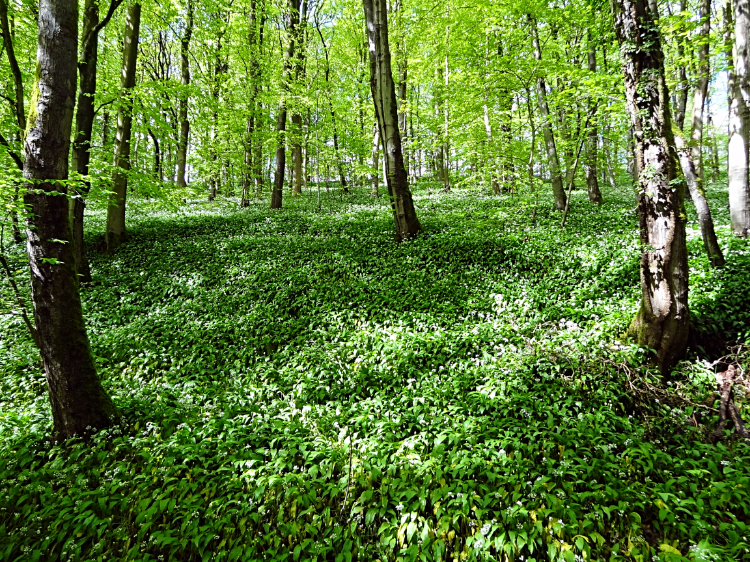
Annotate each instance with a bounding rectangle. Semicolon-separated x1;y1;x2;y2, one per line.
1;183;749;562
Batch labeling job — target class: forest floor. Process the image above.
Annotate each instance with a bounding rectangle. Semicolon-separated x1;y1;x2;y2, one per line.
1;182;750;562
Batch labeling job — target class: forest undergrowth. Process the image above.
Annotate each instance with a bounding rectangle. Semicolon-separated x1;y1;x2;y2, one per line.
1;182;749;562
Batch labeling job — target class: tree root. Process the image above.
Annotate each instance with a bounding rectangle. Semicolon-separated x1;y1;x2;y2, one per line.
711;365;749;443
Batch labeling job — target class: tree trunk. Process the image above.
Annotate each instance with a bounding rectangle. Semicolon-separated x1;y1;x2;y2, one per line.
482;99;500;195
371;121;380;196
690;0;710;181
672;0;689;130
24;0;116;440
0;0;27;245
730;0;750;236
0;0;25;134
271;0;300;209
612;0;689;375
529;16;566;210
176;0;194;189
69;0;121;281
105;2;140;252
363;0;422;239
674;131;725;267
291;0;307;197
585;37;603;203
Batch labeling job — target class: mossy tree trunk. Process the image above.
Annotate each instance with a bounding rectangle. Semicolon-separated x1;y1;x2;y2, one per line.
612;0;689;375
24;0;116;439
363;0;422;240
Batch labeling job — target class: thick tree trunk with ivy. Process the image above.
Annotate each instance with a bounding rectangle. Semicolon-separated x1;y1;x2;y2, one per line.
24;0;116;439
730;0;750;236
529;16;566;210
271;0;300;209
105;2;140;252
364;0;421;239
613;0;689;375
176;0;194;189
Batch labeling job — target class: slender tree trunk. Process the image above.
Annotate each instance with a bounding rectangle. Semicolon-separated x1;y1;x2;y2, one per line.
0;0;25;134
730;0;750;236
176;0;194;189
291;0;307;196
0;0;27;245
105;2;140;252
674;131;725;267
612;0;689;374
371;121;380;196
586;36;603;203
689;0;711;181
315;23;347;193
69;0;122;281
24;0;116;439
271;0;300;209
673;0;689;130
363;0;421;239
148;128;161;180
482;100;500;195
529;16;566;210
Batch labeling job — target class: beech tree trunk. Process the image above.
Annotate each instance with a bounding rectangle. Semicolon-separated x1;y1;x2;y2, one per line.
291;0;307;197
529;16;566;210
690;0;711;181
364;0;421;239
69;0;122;281
371;121;380;196
105;2;140;252
483;99;500;195
673;131;725;267
672;0;689;130
271;0;300;209
586;38;603;204
24;0;116;439
612;0;689;375
176;0;194;189
730;0;750;236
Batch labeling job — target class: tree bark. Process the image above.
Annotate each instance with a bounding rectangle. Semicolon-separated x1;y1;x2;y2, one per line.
613;0;689;375
105;2;140;252
672;0;689;130
315;22;347;193
674;130;725;267
69;0;122;281
0;0;26;134
529;16;566;210
271;0;300;209
586;37;603;203
690;0;711;181
363;0;421;239
176;0;194;189
730;0;750;236
371;121;379;196
24;0;116;439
